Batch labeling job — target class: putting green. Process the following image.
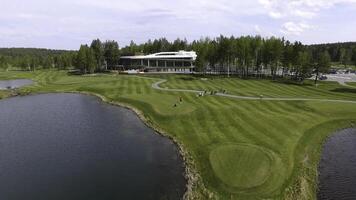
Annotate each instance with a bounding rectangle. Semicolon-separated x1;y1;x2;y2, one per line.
209;144;272;189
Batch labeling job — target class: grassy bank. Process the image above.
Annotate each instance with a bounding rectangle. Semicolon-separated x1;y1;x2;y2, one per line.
346;82;356;87
161;75;356;100
1;70;356;199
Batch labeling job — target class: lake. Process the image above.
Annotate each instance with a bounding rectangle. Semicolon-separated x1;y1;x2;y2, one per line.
318;128;356;200
0;93;186;200
0;79;33;89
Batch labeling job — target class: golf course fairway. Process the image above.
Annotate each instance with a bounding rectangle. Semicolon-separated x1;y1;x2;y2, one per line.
1;70;356;200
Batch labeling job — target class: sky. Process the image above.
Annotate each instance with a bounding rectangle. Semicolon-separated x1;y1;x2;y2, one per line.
1;0;356;50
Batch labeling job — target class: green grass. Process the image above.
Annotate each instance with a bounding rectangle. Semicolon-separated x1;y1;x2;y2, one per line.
1;70;356;199
210;144;272;188
330;63;356;70
160;75;356;100
346;82;356;87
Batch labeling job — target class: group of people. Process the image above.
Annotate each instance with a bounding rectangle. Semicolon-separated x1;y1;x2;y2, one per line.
197;89;227;97
173;89;265;107
173;96;184;107
174;88;273;107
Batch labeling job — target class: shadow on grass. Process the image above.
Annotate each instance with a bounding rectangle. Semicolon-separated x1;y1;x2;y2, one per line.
271;79;314;87
67;70;112;76
178;76;197;81
67;70;83;76
331;88;356;94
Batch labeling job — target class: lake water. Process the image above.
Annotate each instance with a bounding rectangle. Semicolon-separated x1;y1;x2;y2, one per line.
0;79;33;89
0;93;186;200
318;128;356;200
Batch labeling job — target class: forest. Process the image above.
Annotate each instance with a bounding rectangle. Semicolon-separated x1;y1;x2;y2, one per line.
1;36;356;80
0;48;75;71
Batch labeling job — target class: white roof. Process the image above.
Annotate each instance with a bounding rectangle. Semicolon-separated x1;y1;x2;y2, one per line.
120;50;197;60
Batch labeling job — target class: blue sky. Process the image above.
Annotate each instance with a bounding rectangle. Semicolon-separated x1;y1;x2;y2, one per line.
0;0;356;49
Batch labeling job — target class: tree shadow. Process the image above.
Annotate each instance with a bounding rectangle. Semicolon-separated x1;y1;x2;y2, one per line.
272;79;313;87
67;70;83;76
331;88;356;94
178;77;196;81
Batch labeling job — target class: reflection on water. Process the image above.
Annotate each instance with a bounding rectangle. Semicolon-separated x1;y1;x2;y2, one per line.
318;128;356;200
0;79;33;89
0;93;186;200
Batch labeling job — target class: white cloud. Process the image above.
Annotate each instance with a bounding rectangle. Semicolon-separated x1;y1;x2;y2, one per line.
260;0;356;38
269;11;283;19
254;25;262;33
293;10;316;18
259;0;356;19
280;22;314;35
0;0;356;48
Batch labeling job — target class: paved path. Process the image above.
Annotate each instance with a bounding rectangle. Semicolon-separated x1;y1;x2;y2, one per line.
151;79;356;104
152;79;204;93
325;74;356;88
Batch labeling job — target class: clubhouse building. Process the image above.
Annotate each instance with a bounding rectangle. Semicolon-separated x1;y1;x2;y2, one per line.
118;51;197;73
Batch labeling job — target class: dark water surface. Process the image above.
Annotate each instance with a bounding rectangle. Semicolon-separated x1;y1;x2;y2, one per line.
0;93;186;200
318;128;356;200
0;79;33;89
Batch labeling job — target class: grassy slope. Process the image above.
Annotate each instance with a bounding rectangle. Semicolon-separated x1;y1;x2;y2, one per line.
330;63;356;70
347;82;356;87
1;70;356;200
161;75;356;100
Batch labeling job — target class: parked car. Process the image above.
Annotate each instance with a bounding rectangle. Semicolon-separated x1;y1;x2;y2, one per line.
329;69;337;74
319;75;327;80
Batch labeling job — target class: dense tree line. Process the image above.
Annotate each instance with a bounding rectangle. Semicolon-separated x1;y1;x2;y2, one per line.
74;40;120;73
120;38;189;55
2;37;356;84
0;48;76;71
113;36;340;83
74;38;192;73
309;42;356;66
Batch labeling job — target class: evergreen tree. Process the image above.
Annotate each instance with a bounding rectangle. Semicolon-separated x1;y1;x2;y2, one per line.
103;41;120;68
90;39;104;71
315;51;331;84
76;45;88;73
86;48;96;74
297;51;312;83
352;46;356;66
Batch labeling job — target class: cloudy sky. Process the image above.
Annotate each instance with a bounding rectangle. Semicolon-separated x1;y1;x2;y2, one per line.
1;0;356;49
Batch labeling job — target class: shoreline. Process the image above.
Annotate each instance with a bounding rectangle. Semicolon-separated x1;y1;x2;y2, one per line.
75;91;204;200
3;75;356;199
284;120;356;199
317;127;356;199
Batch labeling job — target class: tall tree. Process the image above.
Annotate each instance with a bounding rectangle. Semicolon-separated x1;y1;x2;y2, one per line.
86;48;96;73
282;41;293;76
352;46;356;66
171;38;188;51
76;45;88;73
297;50;312;83
191;38;211;73
0;56;6;70
103;40;120;68
315;51;331;84
75;45;96;74
250;36;263;77
90;39;104;71
270;37;284;79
